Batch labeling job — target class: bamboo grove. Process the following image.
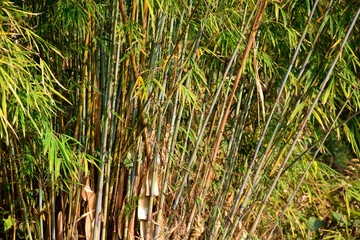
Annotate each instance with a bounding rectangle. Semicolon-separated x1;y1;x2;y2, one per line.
1;0;360;239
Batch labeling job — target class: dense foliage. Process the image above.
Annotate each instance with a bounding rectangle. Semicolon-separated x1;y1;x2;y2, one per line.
1;0;360;239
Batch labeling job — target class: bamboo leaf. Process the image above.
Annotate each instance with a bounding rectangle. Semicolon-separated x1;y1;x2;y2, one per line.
189;215;204;240
4;216;15;231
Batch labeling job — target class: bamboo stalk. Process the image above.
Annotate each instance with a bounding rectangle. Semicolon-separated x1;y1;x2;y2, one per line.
168;19;245;226
101;2;121;239
283;109;360;175
73;24;91;150
223;1;320;233
0;149;16;240
10;139;33;240
249;7;360;235
93;0;119;238
201;3;267;219
118;0;152;165
267;80;360;239
209;81;253;239
208;0;268;181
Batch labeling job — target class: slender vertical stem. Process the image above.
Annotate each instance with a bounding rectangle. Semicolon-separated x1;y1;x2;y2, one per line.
10;139;33;240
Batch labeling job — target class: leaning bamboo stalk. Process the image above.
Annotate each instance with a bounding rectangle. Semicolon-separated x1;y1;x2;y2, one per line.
208;0;267;179
297;0;335;80
225;1;319;231
165;6;214;232
214;86;256;239
163;75;191;234
206;1;257;226
267;80;360;239
185;95;221;238
236;96;295;217
251;71;322;193
168;20;245;226
283;110;360;175
208;81;253;239
201;3;269;237
155;4;199;236
187;60;233;231
200;1;259;231
205;0;267;192
185;79;224;236
249;8;360;234
173;73;207;187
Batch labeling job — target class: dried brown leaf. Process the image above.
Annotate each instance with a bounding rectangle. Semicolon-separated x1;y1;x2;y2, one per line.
189;215;204;240
84;177;96;240
117;200;126;239
57;211;63;240
145;158;160;196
